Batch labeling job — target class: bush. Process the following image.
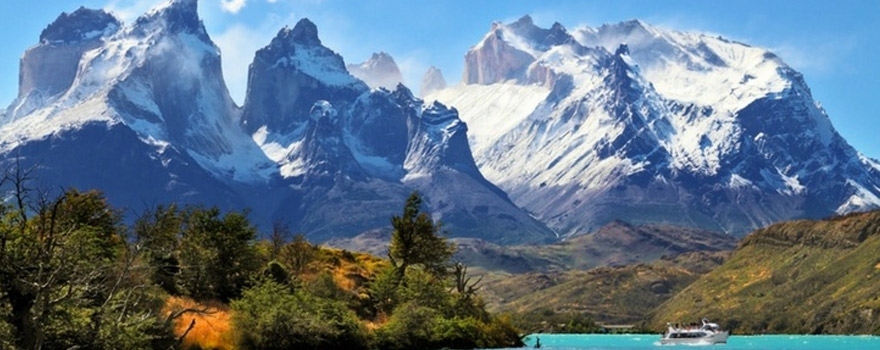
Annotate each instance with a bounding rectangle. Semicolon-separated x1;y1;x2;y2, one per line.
373;302;440;350
374;302;524;350
432;316;487;349
231;279;369;350
481;314;526;348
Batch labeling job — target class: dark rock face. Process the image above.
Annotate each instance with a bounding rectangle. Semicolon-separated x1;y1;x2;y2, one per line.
463;29;535;85
39;7;120;44
133;0;207;40
241;20;366;136
9;9;120;119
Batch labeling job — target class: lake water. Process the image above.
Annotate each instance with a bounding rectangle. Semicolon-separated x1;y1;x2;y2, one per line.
500;333;880;349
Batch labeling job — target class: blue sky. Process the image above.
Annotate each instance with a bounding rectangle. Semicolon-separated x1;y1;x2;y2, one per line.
1;0;878;159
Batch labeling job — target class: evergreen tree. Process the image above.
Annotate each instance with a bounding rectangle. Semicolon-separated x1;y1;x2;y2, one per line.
388;192;454;284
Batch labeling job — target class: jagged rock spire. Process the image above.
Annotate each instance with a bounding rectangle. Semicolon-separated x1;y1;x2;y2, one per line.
40;7;120;44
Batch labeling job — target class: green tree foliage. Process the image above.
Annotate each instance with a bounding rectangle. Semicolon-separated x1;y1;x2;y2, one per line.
0;168;524;349
0;168;173;350
374;299;523;350
134;205;262;303
395;268;455;313
179;207;260;302
281;233;317;277
367;264;402;316
370;193;524;349
374;301;439;349
231;278;369;350
134;204;184;294
389;192;454;281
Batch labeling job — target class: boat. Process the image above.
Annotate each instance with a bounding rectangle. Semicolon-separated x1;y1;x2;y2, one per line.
660;318;729;345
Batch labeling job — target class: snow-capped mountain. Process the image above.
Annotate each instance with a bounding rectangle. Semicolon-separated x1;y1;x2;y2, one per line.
240;18;552;242
346;52;404;91
1;0;261;213
427;15;880;236
7;1;879;243
0;1;554;244
420;66;447;97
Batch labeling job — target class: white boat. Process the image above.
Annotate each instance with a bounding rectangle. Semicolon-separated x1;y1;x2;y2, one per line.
660;318;729;345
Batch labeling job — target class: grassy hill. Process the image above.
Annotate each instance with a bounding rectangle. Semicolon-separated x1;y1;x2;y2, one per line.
455;220;735;274
481;251;728;326
649;210;880;334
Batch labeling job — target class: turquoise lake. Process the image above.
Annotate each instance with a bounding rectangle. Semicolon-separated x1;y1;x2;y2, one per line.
496;334;880;349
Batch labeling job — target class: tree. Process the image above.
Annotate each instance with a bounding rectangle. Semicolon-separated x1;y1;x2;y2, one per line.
0;174;172;349
388;192;454;284
133;204;184;294
451;262;488;320
281;234;317;277
0;183;125;349
263;220;290;260
178;206;260;302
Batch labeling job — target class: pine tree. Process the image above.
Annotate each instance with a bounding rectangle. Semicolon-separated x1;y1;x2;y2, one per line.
388;192;454;284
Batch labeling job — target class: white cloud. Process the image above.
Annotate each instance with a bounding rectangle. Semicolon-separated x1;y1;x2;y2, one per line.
221;0;248;14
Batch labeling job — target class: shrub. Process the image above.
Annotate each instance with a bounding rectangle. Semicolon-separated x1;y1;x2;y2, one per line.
231;279;368;350
373;302;440;350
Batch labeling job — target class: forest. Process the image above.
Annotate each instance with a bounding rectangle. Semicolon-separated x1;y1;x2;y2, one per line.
0;165;523;349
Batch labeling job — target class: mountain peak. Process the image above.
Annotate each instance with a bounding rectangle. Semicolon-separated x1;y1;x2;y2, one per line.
509;15;571;48
503;14;571;47
511;15;535;28
151;0;198;14
371;51;392;61
135;0;205;37
40;7;120;44
464;15;579;85
285;18;321;46
347;51;403;90
448;16;880;237
420;66;447;97
617;19;651;33
358;51;398;70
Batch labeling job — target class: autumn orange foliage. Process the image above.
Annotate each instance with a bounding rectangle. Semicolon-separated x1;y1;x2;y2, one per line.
161;248;388;349
164;296;234;350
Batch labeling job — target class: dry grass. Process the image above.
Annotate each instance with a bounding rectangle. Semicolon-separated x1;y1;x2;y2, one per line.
164;296;234;350
157;246;388;349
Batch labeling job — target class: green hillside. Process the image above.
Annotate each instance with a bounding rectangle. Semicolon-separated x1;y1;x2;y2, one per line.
452;220;735;274
479;251;728;327
649;210;880;334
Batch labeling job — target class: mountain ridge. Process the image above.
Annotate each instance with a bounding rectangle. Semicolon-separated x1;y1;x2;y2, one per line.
427;15;880;237
0;2;554;244
3;3;879;244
